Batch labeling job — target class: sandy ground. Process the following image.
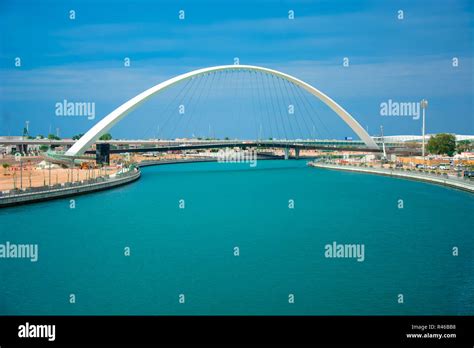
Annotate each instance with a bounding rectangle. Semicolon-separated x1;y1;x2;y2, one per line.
0;166;117;191
0;153;188;191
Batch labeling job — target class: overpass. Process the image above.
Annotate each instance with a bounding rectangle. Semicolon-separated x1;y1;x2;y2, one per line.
85;140;419;164
1;138;420;164
0;138;412;148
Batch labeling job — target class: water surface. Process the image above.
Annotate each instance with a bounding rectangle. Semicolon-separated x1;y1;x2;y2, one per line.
1;160;472;315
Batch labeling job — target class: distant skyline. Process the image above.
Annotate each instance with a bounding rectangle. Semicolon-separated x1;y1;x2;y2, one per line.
0;0;473;139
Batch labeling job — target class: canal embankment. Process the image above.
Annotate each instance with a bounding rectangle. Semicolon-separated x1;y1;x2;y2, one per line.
309;162;474;193
137;154;284;167
0;167;140;207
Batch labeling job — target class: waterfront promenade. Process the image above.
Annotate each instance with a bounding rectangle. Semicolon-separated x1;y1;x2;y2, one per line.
309;162;474;193
0;167;140;207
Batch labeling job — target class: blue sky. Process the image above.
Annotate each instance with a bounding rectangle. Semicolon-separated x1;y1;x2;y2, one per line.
0;0;473;139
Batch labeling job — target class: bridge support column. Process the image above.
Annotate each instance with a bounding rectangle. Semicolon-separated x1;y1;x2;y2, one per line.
284;148;290;160
96;143;110;165
15;144;28;155
294;148;300;159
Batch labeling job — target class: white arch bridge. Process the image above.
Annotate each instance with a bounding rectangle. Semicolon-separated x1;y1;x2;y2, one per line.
65;64;379;158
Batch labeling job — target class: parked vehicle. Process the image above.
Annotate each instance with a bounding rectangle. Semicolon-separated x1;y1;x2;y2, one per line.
463;171;474;178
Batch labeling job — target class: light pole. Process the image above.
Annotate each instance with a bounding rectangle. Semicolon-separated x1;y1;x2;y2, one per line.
27;160;32;188
421;99;428;158
20;157;23;190
48;160;51;187
71;159;74;183
380;125;387;161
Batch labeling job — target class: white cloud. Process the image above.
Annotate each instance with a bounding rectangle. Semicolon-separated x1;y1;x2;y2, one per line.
0;55;471;105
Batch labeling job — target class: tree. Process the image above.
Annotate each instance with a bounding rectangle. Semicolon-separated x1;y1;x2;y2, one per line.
72;133;84;140
427;133;456;156
99;133;112;140
456;140;473;153
2;163;10;176
47;134;61;140
39;145;49;152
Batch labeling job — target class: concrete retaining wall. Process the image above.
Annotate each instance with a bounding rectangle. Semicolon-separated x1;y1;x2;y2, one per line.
137;155;283;167
137;158;217;167
310;163;474;193
0;169;141;207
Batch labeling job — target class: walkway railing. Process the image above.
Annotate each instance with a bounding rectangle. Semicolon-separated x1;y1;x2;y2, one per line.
309;161;474;193
0;166;139;199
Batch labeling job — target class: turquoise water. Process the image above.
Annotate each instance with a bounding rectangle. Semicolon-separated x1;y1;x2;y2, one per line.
0;160;473;315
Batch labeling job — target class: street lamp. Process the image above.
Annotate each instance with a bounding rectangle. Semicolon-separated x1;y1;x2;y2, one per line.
421;99;428;158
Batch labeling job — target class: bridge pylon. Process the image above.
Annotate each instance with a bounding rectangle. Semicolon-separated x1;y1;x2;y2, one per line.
96;143;111;165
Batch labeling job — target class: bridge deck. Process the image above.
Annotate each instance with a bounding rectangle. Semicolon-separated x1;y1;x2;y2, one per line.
83;142;419;155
